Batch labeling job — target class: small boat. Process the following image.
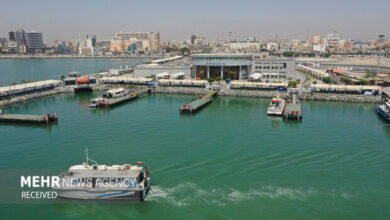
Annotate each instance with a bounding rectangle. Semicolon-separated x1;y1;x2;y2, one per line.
89;88;135;108
53;148;151;201
267;94;286;116
376;100;390;122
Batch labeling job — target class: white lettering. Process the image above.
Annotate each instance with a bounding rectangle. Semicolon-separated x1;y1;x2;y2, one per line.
20;176;31;187
32;176;40;188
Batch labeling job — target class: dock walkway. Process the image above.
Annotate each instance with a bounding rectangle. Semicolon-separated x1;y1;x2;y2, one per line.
284;94;302;120
180;90;217;113
95;88;151;108
0;113;58;124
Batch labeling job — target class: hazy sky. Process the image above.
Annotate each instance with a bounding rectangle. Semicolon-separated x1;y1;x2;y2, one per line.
1;0;389;41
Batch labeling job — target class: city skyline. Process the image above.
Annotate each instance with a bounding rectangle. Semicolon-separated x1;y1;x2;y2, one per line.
1;0;389;42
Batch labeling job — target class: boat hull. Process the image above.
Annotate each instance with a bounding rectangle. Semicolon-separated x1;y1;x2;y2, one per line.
267;103;286;116
54;178;151;201
376;105;390;122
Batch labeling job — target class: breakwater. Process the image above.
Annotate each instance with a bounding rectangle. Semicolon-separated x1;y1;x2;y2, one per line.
0;85;382;109
0;88;65;108
154;87;382;104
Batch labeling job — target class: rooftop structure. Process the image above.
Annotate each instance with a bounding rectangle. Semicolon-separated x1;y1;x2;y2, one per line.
110;32;160;53
0;80;61;98
191;52;295;81
134;56;191;78
26;31;44;54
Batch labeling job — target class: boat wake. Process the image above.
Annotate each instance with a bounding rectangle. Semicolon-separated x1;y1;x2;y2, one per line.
146;182;317;207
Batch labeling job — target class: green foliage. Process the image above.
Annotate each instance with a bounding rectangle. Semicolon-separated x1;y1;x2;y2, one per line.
343;78;353;85
60;75;65;81
207;78;215;83
323;77;331;84
180;47;190;55
307;53;315;57
288;81;298;88
358;78;369;85
364;70;375;79
165;47;179;53
283;52;294;57
215;76;223;81
320;53;330;58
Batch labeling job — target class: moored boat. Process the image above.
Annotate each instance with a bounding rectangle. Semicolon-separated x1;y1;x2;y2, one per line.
267;94;286;116
89;88;136;108
376;100;390;122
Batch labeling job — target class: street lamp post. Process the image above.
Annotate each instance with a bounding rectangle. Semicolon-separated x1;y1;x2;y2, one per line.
376;34;385;86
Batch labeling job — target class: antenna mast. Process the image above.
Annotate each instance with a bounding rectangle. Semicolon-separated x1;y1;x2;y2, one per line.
85;147;98;165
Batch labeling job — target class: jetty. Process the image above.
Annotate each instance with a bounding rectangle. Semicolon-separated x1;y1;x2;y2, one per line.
180;90;217;113
0;112;58;124
93;88;151;108
284;94;302;120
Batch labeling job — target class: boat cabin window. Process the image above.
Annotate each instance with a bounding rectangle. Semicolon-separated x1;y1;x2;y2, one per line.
103;93;113;98
93;165;98;170
138;172;144;182
66;171;73;176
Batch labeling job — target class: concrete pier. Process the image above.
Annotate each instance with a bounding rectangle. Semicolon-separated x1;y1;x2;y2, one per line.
284;94;302;120
180;90;217;113
0;112;58;124
94;88;151;108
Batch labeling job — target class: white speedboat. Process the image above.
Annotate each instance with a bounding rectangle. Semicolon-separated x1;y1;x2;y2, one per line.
376;101;390;122
89;88;134;108
267;94;286;116
53;148;150;201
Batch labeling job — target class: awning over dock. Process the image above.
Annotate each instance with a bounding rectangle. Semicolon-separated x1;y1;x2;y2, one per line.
296;64;329;80
101;76;153;85
230;81;287;89
0;80;61;98
158;79;208;87
312;84;380;91
155;72;170;79
170;72;186;79
249;73;262;80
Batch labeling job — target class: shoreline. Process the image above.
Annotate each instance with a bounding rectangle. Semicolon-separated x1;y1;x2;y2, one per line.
153;87;382;104
0;85;382;109
0;55;160;59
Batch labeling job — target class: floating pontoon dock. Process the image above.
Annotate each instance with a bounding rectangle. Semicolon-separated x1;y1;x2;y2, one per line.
0;112;58;124
284;94;302;120
95;88;151;108
180;90;217;113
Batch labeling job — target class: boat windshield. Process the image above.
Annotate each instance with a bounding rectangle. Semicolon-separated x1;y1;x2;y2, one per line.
272;101;281;107
103;93;113;98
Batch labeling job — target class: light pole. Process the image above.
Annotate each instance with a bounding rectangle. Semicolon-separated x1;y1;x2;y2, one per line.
376;34;385;86
228;32;232;47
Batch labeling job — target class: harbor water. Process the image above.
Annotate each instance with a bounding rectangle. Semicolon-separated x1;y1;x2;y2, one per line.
0;58;149;86
0;91;389;219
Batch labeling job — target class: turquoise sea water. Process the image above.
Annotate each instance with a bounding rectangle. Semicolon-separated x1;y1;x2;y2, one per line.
0;58;149;86
0;91;389;219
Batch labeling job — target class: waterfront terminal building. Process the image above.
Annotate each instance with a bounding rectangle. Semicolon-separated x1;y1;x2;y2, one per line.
190;52;295;82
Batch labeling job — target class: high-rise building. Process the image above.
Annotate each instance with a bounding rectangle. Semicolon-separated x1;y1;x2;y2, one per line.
15;29;26;45
327;32;339;41
191;35;196;44
26;31;44;54
79;35;97;55
91;35;97;47
110;32;160;52
8;31;15;41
